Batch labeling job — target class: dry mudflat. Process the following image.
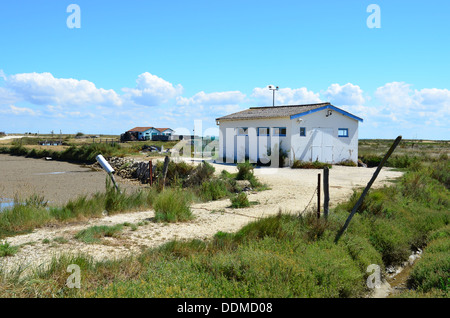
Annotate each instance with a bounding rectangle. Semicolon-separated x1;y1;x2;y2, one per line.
0;155;404;275
0;154;142;206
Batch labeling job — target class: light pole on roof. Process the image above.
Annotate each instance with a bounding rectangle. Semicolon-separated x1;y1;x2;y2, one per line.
268;85;279;107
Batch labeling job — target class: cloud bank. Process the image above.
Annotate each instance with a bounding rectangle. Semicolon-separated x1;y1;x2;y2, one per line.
0;71;448;139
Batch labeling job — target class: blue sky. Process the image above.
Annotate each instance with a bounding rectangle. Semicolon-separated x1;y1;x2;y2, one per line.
0;0;449;139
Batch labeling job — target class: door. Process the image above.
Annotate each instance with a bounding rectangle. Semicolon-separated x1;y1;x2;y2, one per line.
311;128;333;163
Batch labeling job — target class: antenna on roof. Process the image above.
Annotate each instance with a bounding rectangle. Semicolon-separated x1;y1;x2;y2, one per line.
268;85;279;107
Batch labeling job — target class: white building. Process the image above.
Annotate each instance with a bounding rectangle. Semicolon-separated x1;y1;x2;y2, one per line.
215;103;363;166
127;127;174;141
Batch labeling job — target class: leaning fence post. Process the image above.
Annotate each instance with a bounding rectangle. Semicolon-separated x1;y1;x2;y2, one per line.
334;136;402;243
323;167;329;219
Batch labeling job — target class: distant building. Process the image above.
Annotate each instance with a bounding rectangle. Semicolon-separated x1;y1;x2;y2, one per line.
216;103;363;166
124;127;174;141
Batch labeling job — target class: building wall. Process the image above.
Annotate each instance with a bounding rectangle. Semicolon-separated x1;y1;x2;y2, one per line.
218;109;359;165
289;109;359;164
218;117;292;164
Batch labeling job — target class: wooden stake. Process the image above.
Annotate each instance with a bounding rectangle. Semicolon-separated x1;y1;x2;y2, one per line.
323;167;329;219
162;156;170;190
334;136;402;243
149;160;153;186
317;173;321;219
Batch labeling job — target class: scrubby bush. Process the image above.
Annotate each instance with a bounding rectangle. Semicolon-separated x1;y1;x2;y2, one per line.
236;161;254;180
184;161;215;187
153;188;194;222
408;236;450;294
291;160;332;169
198;179;230;201
230;192;250;208
336;159;357;167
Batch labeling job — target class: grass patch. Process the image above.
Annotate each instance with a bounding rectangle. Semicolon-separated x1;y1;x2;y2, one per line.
0;180;157;239
0;241;19;257
75;224;124;244
0;140;447;298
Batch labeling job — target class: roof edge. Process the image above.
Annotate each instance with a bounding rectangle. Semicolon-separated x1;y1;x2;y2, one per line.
290;105;363;122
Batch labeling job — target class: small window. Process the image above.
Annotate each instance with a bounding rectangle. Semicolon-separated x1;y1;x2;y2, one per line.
273;127;287;137
237;127;248;136
299;127;306;137
338;128;349;137
257;127;270;136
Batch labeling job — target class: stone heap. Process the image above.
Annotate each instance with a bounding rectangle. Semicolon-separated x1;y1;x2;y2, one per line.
93;157;151;183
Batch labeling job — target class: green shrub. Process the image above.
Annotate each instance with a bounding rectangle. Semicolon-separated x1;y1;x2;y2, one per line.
184;161;215;187
369;218;411;265
291;160;331;169
336;159;357;167
153;188;193;222
230;192;250;208
408;237;450;294
430;160;450;189
358;154;383;167
0;241;19;257
198;179;230;201
236;161;254;181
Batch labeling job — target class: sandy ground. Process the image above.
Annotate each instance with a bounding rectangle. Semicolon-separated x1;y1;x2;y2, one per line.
0;156;404;276
0;155;142;206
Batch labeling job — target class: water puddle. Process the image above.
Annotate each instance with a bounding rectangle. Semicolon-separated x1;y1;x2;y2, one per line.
32;170;93;176
0;199;14;211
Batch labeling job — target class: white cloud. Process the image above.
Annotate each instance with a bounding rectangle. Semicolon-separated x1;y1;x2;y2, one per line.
5;72;122;107
0;105;41;116
122;72;183;106
375;82;450;115
251;86;322;106
323;83;365;106
176;90;246;107
0;69;6;80
374;82;415;109
371;82;450;137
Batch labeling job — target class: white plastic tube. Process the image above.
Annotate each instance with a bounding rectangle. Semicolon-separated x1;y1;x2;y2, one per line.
96;155;114;174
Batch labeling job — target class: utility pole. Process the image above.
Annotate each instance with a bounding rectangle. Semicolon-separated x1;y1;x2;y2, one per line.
268;85;279;107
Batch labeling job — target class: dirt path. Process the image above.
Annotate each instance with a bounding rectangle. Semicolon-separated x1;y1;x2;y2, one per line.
0;163;403;275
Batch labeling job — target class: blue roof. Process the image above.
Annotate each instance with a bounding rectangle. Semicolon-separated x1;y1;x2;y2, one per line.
290;104;363;122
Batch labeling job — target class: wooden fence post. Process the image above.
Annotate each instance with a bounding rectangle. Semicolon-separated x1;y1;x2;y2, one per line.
149;160;153;186
162;156;170;190
334;136;402;243
323;167;329;219
317;173;321;219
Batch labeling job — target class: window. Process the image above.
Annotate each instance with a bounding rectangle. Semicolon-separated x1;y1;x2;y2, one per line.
338;128;349;137
257;127;270;136
237;127;248;136
299;127;306;137
273;127;287;137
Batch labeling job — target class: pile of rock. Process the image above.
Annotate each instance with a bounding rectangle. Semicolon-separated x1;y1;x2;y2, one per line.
93;157;152;183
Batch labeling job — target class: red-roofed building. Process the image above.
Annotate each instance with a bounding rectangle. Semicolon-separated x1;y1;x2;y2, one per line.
127;127;174;141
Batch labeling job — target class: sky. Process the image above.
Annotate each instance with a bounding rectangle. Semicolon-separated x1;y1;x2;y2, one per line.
0;0;449;139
